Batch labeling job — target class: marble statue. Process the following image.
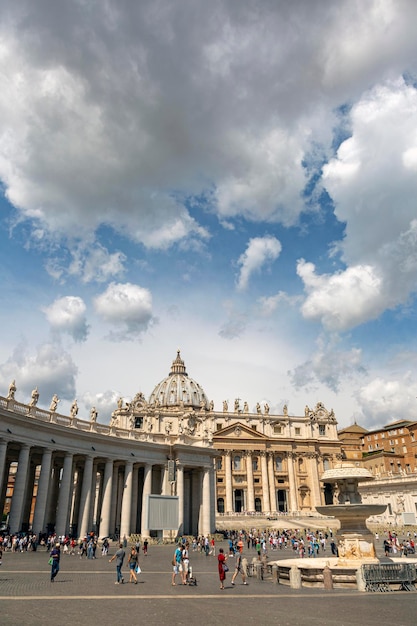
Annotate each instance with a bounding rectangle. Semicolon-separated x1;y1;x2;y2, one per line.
256;402;261;414
7;380;16;400
223;400;228;412
264;403;270;415
49;394;59;412
29;387;39;407
90;406;98;422
243;401;249;413
70;400;78;418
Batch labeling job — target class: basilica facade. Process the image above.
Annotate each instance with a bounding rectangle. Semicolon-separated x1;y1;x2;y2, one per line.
0;351;343;538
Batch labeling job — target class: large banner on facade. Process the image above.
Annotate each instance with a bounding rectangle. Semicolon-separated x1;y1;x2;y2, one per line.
147;495;179;530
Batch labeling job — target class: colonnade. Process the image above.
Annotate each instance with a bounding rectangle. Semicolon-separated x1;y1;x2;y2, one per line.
0;438;213;538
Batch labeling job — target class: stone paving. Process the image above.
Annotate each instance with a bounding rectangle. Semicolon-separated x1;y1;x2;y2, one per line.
0;540;416;626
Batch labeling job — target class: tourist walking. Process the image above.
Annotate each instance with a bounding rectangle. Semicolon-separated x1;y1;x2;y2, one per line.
231;551;248;586
109;543;126;584
218;548;228;590
128;546;139;584
172;542;182;586
143;538;148;555
49;542;61;582
181;542;190;585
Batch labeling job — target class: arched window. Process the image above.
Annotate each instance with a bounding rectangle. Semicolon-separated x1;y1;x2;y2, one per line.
255;497;262;512
217;498;225;513
275;456;283;471
216;457;223;470
233;455;241;470
252;457;258;471
323;458;330;471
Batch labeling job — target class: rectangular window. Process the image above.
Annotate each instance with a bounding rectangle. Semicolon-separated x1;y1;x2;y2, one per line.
319;425;326;436
274;425;282;434
252;425;257;431
217;477;223;483
295;427;301;435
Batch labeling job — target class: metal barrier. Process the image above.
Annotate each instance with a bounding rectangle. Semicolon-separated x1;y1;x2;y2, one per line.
362;563;416;592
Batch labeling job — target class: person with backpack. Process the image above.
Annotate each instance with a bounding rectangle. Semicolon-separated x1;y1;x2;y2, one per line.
171;542;182;586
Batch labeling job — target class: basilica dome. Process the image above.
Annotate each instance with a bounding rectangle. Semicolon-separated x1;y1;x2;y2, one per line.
148;350;209;410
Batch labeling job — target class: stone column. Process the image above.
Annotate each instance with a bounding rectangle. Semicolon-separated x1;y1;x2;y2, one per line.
130;465;139;533
225;451;233;513
89;461;99;532
32;448;53;535
210;462;216;532
287;452;297;513
45;460;60;531
55;453;74;536
176;462;184;535
120;461;133;540
8;444;30;533
260;451;270;512
22;460;37;528
0;440;8;509
201;466;211;535
245;451;255;512
109;464;119;536
78;455;94;539
141;464;152;538
268;452;277;512
0;460;11;524
99;459;114;538
308;453;322;507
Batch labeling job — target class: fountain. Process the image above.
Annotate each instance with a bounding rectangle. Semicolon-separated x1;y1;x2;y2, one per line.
316;463;386;561
269;462;417;589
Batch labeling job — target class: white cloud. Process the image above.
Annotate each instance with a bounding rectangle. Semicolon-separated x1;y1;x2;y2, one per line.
81;389;122;424
67;244;126;284
94;282;154;340
214;127;309;225
0;340;77;403
356;375;417;429
43;296;89;342
0;1;416;265
299;79;417;332
288;334;365;393
258;291;301;316
236;235;282;291
297;260;384;331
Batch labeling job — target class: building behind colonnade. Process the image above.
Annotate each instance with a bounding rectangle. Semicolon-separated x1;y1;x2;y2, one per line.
0;350;344;539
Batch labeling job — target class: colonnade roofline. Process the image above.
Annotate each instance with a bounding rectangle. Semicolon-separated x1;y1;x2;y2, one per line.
0;405;217;475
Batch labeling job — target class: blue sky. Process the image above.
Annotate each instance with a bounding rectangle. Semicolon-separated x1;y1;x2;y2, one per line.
1;0;417;429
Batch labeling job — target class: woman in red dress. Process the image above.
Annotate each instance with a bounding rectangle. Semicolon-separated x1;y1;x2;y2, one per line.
217;548;228;590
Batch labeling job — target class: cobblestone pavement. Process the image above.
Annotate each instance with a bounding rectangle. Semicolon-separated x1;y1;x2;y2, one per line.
1;540;416;626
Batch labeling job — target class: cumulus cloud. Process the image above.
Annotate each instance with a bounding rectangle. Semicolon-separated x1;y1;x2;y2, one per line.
289;335;365;393
304;78;417;331
236;236;282;291
355;375;417;429
43;296;89;342
0;340;77;403
1;0;417;265
297;260;384;331
258;291;301;316
81;389;124;424
94;282;154;340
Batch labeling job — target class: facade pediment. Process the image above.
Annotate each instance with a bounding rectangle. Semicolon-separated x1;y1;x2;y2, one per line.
213;422;269;440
